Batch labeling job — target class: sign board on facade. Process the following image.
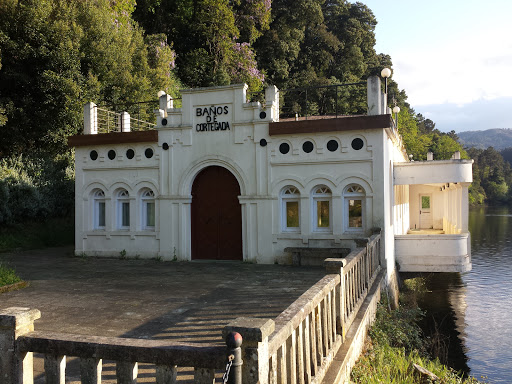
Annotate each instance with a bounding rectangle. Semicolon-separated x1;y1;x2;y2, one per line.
195;105;231;132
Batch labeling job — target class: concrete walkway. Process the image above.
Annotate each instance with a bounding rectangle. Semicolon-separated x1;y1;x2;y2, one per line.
1;247;325;344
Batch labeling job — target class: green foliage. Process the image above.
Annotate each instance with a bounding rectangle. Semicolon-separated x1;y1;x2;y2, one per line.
351;343;483;384
396;106;466;161
133;0;265;91
0;155;74;224
0;263;22;287
351;300;485;384
0;0;180;158
369;301;425;353
467;147;512;205
0;217;74;252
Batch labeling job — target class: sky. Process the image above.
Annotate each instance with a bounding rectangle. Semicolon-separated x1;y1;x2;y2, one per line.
361;0;512;133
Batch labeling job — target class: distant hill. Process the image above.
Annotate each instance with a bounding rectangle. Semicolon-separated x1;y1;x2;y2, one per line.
458;129;512;150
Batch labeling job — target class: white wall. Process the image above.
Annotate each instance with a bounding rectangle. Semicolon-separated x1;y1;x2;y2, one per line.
75;84;408;265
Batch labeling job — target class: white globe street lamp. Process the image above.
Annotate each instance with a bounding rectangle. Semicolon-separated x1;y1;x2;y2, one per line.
381;68;392;94
393;105;400;129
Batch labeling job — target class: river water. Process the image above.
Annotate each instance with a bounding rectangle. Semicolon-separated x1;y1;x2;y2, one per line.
411;206;512;383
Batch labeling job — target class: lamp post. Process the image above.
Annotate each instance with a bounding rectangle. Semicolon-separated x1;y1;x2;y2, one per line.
381;67;391;94
393;105;400;129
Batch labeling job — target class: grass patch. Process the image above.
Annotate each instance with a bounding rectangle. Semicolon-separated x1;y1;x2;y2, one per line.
0;263;22;287
351;293;485;384
0;217;74;252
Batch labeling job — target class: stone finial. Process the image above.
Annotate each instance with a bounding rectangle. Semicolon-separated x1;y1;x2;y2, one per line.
265;85;280;121
83;102;97;135
159;93;172;117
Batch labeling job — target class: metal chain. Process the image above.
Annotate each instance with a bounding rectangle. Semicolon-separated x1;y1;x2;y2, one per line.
222;354;234;384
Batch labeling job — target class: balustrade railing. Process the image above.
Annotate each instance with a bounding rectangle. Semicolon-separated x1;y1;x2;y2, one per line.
0;234;382;384
95;107;156;134
0;307;241;384
267;274;340;384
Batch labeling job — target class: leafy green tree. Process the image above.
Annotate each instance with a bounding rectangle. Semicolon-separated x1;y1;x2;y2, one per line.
466;147;512;205
415;113;436;134
429;132;465;160
231;0;272;43
396;106;429;160
0;0;179;158
133;0;265;90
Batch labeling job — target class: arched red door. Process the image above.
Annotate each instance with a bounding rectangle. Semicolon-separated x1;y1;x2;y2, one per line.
191;166;242;260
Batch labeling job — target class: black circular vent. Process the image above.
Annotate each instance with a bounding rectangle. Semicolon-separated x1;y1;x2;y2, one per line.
327;140;339;152
351;138;364;150
302;141;314;153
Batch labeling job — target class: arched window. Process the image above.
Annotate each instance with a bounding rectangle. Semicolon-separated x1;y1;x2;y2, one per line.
281;186;300;232
312;185;332;232
116;189;130;230
141;189;155;230
344;184;365;231
93;189;106;230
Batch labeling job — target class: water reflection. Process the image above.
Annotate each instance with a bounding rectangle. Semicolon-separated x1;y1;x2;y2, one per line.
407;207;512;383
464;206;512;383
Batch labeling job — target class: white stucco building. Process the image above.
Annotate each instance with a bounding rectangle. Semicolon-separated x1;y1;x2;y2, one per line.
69;76;473;281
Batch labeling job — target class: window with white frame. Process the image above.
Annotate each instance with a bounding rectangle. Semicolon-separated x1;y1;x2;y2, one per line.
116;189;130;230
312;185;332;232
281;186;300;232
344;184;365;231
141;189;155;230
93;189;106;230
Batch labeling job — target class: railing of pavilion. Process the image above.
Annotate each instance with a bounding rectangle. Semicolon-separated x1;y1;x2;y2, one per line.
0;233;381;384
245;232;382;384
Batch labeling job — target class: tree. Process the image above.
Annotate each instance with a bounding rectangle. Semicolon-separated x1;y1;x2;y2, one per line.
0;0;179;158
415;113;436;134
133;0;265;90
466;147;512;205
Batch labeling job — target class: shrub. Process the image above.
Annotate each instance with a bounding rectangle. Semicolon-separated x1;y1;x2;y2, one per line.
369;301;425;354
0;263;22;287
0;154;74;225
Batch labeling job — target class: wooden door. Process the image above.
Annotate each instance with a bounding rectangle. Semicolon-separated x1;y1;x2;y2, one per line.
419;194;433;229
191;166;242;260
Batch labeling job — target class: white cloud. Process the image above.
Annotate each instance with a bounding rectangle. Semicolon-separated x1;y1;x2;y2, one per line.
390;24;512;107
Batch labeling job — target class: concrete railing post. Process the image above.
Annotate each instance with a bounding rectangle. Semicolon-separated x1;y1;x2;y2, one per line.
0;307;41;384
324;258;346;339
367;76;382;116
159;93;172;116
119;112;131;132
83;102;98;135
265;85;279;121
224;317;275;384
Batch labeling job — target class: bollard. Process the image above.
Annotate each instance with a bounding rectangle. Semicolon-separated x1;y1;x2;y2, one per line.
225;332;242;384
224;317;274;384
